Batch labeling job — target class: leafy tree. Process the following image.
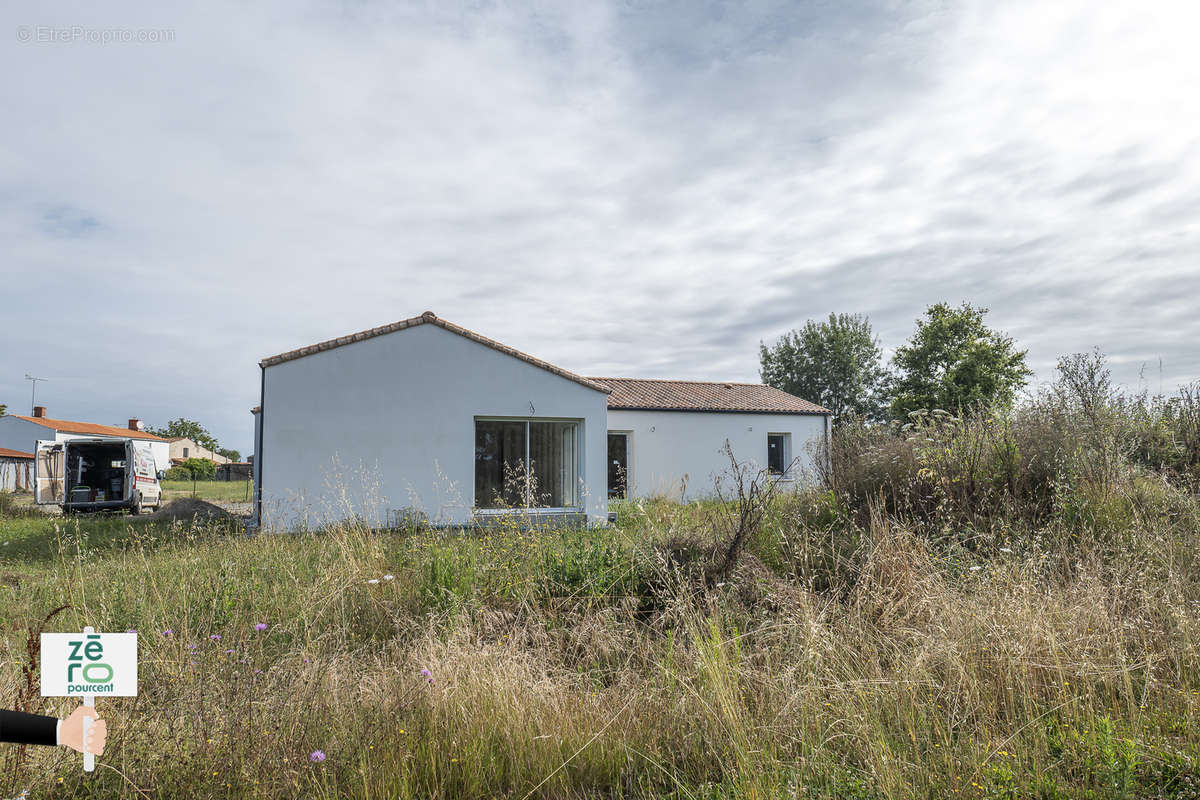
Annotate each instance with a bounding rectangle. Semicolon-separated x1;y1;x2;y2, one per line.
148;418;218;452
760;313;887;420
889;302;1031;418
178;457;216;480
0;404;6;416
218;447;241;463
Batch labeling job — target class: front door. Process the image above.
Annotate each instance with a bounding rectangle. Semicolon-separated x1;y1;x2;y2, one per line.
607;433;629;499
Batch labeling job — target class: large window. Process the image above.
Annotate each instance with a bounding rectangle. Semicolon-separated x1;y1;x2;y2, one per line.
475;419;580;509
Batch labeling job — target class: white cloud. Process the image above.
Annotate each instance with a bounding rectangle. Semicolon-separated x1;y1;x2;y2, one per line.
0;0;1197;450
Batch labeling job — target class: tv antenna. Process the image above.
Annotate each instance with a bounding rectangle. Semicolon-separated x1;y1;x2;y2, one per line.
25;373;47;413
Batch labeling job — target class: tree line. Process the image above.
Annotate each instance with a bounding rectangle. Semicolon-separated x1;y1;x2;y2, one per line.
760;302;1037;421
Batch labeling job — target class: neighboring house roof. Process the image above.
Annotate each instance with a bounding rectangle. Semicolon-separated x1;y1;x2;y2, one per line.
260;310;611;394
12;416;167;441
0;447;33;459
590;378;830;415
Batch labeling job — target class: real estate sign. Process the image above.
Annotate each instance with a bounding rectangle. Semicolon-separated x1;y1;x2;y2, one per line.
41;628;137;772
41;631;138;697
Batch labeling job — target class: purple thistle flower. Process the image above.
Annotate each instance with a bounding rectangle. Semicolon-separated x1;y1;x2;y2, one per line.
188;643;197;650
162;630;173;637
225;649;235;654
420;668;433;684
125;628;137;634
309;750;326;763
255;622;268;632
210;634;221;641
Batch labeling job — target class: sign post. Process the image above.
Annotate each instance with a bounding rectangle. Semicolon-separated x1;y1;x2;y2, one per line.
41;626;137;772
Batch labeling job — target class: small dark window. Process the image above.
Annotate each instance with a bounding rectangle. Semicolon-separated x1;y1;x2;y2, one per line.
183;447;189;458
767;434;787;475
607;433;629;499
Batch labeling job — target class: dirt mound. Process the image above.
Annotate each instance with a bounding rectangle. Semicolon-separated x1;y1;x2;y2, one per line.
148;498;237;524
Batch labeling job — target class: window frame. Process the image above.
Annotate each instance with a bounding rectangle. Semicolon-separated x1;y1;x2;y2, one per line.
767;432;791;477
606;429;633;500
473;416;584;513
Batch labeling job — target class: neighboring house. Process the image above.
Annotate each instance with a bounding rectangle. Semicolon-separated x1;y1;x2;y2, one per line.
167;437;230;465
253;311;831;530
0;408;170;473
594;378;830;501
0;447;33;492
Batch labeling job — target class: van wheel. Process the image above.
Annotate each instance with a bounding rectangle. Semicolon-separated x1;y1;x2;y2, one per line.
130;494;142;515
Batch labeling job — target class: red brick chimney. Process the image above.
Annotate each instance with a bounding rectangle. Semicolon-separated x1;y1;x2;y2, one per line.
33;406;46;418
128;418;144;431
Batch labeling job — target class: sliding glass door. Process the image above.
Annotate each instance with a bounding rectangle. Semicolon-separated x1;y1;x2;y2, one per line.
475;419;580;509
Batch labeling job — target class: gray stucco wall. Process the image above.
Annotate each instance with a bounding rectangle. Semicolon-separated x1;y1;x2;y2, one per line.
606;409;829;501
259;323;609;529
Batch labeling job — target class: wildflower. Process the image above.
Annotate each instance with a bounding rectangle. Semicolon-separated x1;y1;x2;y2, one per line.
420;668;433;684
367;578;380;585
126;628;137;633
383;574;395;581
210;634;221;641
309;750;326;763
225;649;235;654
255;622;269;632
162;630;173;637
969;565;982;572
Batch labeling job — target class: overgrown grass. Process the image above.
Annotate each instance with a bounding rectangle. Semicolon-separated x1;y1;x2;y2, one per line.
1;388;1199;798
159;479;253;503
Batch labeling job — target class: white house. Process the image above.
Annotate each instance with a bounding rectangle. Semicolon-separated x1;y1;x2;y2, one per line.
254;312;610;530
253;312;831;530
595;378;831;501
0;409;170;473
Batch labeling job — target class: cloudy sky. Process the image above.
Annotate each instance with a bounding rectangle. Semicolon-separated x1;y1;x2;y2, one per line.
2;0;1198;453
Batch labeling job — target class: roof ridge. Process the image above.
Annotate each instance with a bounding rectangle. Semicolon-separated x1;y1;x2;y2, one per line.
590;376;769;387
260;311;610;394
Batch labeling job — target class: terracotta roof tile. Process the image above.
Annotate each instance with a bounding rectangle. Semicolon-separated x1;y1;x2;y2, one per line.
13;416;167;441
590;378;829;415
260;311;610;394
0;447;33;459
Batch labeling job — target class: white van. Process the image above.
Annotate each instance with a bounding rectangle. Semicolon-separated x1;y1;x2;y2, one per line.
35;438;163;514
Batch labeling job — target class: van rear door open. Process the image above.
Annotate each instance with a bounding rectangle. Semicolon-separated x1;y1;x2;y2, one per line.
35;440;66;505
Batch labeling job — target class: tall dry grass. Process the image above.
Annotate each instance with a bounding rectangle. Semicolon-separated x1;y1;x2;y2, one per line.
1;379;1199;798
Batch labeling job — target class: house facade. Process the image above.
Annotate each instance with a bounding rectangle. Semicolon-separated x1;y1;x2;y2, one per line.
596;378;831;501
0;409;170;473
253;312;831;530
167;437;231;465
255;312;610;530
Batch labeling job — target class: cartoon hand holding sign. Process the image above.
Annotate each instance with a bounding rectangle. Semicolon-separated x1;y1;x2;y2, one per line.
37;626;137;772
